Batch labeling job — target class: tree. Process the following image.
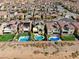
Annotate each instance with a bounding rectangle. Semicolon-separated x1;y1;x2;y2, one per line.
44;24;47;41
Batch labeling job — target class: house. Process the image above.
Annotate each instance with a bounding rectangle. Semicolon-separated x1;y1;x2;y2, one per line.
9;20;18;34
0;20;19;35
72;22;79;33
16;13;25;20
2;20;18;34
18;21;32;33
0;22;12;34
46;21;60;37
59;18;76;22
58;21;75;35
32;20;45;35
71;22;79;40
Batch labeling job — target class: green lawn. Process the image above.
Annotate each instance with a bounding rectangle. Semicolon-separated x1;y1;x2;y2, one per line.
62;35;75;41
0;34;15;41
16;32;30;39
31;33;35;41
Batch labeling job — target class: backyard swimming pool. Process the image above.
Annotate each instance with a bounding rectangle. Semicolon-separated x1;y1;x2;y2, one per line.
34;35;45;41
18;36;30;42
48;37;61;42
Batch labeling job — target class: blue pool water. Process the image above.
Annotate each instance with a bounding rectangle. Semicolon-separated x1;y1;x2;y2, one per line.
19;36;29;42
34;35;45;41
48;37;61;41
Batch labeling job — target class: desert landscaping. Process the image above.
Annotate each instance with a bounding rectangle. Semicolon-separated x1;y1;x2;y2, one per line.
0;41;79;59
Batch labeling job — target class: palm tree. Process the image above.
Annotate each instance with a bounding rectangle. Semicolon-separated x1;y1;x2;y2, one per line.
32;8;35;20
44;24;47;41
56;22;62;39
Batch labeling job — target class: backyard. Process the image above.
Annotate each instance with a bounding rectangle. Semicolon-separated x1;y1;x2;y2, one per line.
61;35;75;41
0;33;76;41
0;34;15;41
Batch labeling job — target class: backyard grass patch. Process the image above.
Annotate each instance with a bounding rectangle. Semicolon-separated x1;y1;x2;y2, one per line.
62;35;75;41
0;34;15;41
16;32;30;39
31;33;35;41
